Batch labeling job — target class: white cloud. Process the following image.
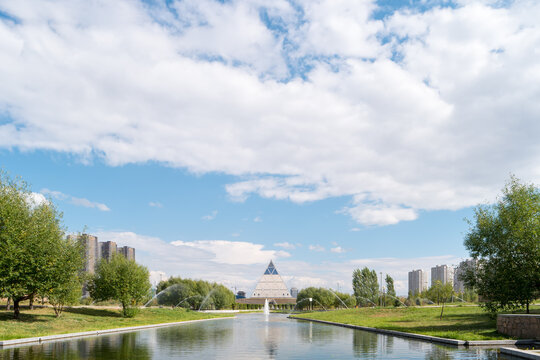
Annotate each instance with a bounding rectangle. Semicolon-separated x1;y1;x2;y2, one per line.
149;270;168;287
0;0;538;226
41;188;110;211
26;192;48;207
253;216;262;222
274;242;295;250
92;230;466;295
171;239;289;265
308;244;325;252
149;201;163;208
350;228;361;232
341;202;418;226
330;246;346;253
202;210;218;220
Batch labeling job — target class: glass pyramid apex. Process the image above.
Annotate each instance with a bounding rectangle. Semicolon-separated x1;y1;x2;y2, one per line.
263;260;278;275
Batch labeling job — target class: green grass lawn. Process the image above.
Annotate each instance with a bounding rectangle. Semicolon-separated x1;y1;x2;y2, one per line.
291;306;538;341
0;306;232;340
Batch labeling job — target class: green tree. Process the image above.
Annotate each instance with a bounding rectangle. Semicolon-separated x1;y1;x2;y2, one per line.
332;290;357;309
463;176;540;314
47;237;84;317
352;267;379;307
385;274;399;307
0;173;80;319
211;284;235;310
156;277;235;309
89;254;151;317
296;287;336;310
429;281;454;319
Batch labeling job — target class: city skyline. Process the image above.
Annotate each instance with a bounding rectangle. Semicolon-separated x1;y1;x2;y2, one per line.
1;0;539;295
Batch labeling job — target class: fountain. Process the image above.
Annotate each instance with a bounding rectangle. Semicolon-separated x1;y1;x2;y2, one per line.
356;296;377;307
175;295;203;308
288;297;327;313
384;294;408;307
414;298;435;305
310;298;327;311
198;287;217;311
288;298;310;314
327;289;350;309
264;299;270;315
144;283;187;307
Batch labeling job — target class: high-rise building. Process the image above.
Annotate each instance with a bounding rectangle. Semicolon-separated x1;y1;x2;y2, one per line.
69;234;99;274
99;241;117;262
453;259;477;293
431;265;454;286
408;269;427;295
290;287;299;298
118;246;135;261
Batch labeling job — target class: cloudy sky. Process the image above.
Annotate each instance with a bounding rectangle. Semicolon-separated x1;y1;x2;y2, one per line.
1;0;538;295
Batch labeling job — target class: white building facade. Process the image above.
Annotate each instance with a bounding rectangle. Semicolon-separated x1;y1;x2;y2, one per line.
431;265;454;286
408;269;428;295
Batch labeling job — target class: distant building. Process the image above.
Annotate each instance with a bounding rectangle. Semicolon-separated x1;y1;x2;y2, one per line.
118;246;135;261
290;287;299;298
408;269;427;295
431;265;454;286
68;234;135;270
454;259;477;293
236;291;246;299
69;234;99;274
99;241;117;262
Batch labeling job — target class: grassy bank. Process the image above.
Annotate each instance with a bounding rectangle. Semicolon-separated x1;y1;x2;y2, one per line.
291;306;532;341
0;307;232;340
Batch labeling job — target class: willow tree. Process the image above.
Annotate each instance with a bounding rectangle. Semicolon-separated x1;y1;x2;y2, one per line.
464;176;540;314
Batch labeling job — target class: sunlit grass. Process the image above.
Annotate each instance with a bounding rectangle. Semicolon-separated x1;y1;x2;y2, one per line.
291;305;540;341
0;306;232;340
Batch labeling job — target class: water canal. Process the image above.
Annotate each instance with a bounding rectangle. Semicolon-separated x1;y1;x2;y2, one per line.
0;314;518;359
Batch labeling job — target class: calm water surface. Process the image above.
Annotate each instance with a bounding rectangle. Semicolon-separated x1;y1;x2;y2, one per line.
0;314;519;359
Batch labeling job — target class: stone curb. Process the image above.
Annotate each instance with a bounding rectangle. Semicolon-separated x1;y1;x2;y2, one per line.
0;316;233;348
500;347;540;359
289;317;535;347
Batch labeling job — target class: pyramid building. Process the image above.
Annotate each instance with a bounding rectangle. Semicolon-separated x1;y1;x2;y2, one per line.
236;260;296;305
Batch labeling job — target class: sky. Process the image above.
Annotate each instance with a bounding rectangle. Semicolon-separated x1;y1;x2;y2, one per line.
0;0;538;295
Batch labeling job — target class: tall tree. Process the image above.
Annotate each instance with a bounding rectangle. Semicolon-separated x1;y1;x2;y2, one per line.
385;274;398;306
47;237;84;317
464;176;540;314
89;254;151;317
0;173;78;319
352;267;379;307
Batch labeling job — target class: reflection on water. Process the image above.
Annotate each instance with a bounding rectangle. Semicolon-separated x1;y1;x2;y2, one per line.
0;314;507;359
0;332;151;360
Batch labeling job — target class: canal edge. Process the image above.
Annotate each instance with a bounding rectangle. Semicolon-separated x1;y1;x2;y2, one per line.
500;347;540;359
0;316;234;348
288;316;536;348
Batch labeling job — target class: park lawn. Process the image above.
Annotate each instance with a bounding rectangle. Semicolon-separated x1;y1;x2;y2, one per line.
292;306;533;341
0;307;232;340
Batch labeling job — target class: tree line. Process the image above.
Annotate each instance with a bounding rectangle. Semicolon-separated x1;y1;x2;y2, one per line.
153;277;236;310
295;287;356;310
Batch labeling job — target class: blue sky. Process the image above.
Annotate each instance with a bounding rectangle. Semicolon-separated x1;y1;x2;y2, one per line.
0;0;538;294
